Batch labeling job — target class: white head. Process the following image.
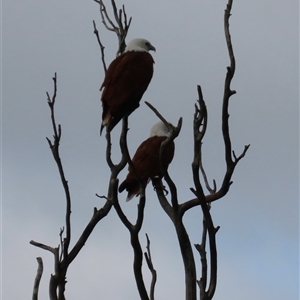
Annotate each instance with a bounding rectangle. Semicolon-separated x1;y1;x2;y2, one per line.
149;121;170;137
125;38;156;53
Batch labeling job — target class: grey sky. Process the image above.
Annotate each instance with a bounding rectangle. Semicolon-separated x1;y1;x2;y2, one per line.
2;0;299;299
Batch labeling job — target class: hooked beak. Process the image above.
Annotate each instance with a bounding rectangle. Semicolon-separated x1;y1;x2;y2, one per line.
149;44;156;52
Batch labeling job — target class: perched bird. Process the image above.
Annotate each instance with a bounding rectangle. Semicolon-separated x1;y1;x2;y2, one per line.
100;38;156;134
119;121;175;201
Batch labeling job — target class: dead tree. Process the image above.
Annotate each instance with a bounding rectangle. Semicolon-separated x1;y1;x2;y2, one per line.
30;0;249;299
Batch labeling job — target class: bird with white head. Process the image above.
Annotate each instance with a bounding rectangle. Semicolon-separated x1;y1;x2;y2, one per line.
100;38;156;134
119;121;175;201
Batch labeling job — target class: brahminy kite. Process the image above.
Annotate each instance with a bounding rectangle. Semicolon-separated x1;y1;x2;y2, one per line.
100;38;156;134
119;121;175;201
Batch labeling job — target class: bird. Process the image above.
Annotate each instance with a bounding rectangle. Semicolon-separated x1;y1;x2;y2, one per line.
119;121;175;201
100;38;156;134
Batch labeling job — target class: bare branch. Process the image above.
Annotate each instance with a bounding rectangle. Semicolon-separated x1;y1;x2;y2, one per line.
95;0;117;31
144;101;174;132
30;239;61;299
46;73;72;264
32;257;43;300
144;234;157;300
111;0;121;30
94;0;132;55
233;144;251;163
190;85;208;209
190;189;219;300
67;202;113;265
224;0;236;78
93;20;107;73
200;163;217;194
182;0;249;211
46;73;58;139
195;211;211;297
30;240;57;255
215;0;250;202
196;86;216;194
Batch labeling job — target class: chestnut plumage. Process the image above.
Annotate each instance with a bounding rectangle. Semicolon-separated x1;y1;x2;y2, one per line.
100;38;155;134
119;122;175;201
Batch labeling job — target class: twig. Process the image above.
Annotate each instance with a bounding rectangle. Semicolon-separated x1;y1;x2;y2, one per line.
194;86;217;194
190;85;208;209
94;0;132;55
93;20;107;73
95;0;117;31
222;0;236;167
46;74;59;140
144;101;173;132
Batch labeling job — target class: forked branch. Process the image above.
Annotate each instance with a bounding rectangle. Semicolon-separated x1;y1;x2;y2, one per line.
182;0;250;212
94;0;132;55
31;74;115;299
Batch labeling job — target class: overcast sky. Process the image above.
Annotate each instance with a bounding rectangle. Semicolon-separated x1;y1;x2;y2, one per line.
2;0;299;299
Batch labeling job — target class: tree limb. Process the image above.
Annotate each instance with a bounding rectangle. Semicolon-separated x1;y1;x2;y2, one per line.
32;257;43;300
93;20;107;73
191;189;219;300
144;234;157;300
94;0;132;55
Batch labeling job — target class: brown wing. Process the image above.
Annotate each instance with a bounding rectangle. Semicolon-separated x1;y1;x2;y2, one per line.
130;137;166;178
100;51;154;130
126;136;174;181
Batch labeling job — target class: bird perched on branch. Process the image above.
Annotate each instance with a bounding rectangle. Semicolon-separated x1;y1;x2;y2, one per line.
119;121;175;201
100;38;156;134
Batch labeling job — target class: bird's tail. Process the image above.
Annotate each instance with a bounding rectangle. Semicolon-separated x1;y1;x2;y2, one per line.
119;179;147;201
100;123;105;136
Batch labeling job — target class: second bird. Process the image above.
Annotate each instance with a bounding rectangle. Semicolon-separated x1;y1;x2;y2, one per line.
119;121;175;201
